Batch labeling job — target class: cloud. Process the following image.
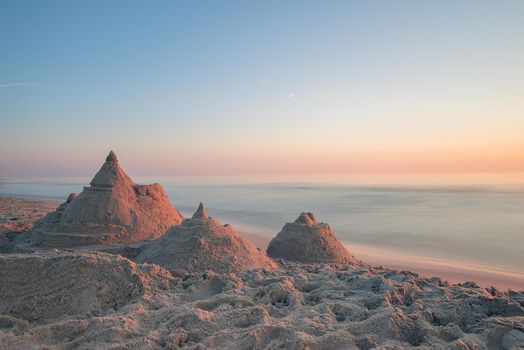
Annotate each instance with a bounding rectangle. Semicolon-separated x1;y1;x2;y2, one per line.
288;93;297;101
0;82;55;89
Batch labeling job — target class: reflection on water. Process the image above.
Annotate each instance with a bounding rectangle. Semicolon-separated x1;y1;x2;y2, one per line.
1;174;523;289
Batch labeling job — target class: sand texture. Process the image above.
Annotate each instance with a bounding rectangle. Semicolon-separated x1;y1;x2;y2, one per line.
0;197;61;252
27;151;183;247
0;251;523;349
136;203;277;274
0;197;60;235
267;212;357;264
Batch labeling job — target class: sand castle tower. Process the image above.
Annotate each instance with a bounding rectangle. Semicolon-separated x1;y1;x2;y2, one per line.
29;151;184;247
136;203;277;274
267;212;357;264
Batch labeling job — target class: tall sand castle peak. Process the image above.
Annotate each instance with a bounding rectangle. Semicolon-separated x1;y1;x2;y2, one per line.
26;151;184;247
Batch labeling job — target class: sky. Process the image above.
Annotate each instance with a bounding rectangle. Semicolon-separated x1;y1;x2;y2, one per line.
1;0;523;176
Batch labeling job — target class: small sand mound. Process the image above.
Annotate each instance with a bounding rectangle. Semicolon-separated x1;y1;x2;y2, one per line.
267;212;357;264
0;251;153;320
136;203;277;274
28;151;184;247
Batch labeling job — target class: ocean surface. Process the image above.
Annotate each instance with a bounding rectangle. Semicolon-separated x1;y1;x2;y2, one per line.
1;173;523;290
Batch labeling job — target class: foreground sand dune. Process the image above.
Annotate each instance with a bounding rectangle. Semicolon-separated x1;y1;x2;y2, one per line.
0;251;523;349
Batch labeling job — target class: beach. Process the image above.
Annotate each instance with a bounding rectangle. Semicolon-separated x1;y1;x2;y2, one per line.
1;240;523;349
2;174;523;290
0;197;60;239
2;194;522;290
3;1;524;347
0;158;523;349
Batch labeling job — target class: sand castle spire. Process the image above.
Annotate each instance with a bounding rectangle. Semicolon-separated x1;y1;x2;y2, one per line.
192;202;209;220
106;150;118;163
295;212;317;226
90;150;132;188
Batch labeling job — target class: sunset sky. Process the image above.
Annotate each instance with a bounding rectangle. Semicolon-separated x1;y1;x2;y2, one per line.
1;1;523;176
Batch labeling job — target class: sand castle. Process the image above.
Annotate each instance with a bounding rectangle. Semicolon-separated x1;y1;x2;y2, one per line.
136;203;277;274
28;151;184;247
267;212;357;264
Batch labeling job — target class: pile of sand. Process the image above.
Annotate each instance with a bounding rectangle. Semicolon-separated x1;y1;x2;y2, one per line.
28;151;184;247
136;203;277;274
0;251;172;321
267;212;357;264
1;250;523;349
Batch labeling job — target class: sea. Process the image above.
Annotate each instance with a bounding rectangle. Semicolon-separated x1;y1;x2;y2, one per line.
1;173;523;290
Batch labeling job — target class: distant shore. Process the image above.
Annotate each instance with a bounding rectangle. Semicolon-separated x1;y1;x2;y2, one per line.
1;195;522;291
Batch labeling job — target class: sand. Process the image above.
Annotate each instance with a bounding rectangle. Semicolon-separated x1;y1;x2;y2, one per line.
136;203;277;274
267;212;357;264
0;197;61;252
0;197;60;235
0;251;523;349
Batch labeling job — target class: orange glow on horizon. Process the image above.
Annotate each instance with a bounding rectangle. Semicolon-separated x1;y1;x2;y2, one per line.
3;145;524;177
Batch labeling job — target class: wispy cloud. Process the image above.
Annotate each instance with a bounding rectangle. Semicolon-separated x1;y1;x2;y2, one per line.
0;82;55;89
288;93;297;101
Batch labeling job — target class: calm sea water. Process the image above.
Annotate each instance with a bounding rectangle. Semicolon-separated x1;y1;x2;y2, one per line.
1;174;523;289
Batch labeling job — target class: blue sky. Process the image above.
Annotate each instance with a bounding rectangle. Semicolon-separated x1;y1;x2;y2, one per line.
1;1;523;176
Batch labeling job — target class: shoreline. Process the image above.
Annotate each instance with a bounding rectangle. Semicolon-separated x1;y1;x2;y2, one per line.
241;230;524;291
1;195;522;291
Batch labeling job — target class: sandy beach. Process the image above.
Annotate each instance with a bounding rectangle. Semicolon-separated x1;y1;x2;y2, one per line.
1;245;523;349
3;1;524;347
0;197;60;241
0;151;523;349
2;195;523;290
